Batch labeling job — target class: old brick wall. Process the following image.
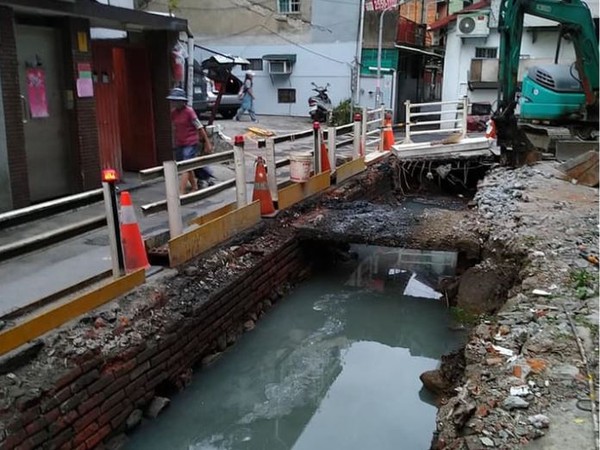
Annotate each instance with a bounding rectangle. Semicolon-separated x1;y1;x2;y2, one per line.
0;6;28;208
0;238;309;449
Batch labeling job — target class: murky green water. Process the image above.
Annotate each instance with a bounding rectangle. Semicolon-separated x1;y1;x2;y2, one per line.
125;245;465;450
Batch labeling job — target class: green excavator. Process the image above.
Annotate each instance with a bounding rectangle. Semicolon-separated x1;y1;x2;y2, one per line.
493;0;599;163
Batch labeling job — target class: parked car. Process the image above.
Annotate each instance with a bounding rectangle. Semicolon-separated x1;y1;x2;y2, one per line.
192;56;248;119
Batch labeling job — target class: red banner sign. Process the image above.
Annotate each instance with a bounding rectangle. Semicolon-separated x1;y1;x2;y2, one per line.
365;0;397;11
26;67;49;118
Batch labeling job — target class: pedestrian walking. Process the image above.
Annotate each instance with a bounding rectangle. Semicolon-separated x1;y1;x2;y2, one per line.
235;71;258;122
167;88;213;194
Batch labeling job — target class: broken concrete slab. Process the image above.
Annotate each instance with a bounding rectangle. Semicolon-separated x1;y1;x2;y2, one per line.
558;150;599;187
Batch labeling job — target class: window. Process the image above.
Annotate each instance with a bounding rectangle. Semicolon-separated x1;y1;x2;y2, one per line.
269;61;292;74
278;0;300;14
278;89;296;103
247;59;263;71
475;47;498;59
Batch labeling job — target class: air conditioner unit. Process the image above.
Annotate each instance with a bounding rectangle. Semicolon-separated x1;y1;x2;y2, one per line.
456;13;489;38
269;60;292;74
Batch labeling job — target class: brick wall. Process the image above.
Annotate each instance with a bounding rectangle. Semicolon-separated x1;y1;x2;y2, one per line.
64;18;101;192
0;238;309;449
146;30;176;163
0;6;29;208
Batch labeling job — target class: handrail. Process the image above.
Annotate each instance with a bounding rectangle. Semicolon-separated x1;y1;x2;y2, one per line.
139;151;235;182
403;97;468;144
140;106;384;219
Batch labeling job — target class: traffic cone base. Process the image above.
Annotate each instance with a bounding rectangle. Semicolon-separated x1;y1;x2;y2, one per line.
252;158;277;217
120;191;150;273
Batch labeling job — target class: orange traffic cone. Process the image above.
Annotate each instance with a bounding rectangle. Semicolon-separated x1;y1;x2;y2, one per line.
382;114;395;151
320;141;331;172
252;157;276;216
120;191;150;273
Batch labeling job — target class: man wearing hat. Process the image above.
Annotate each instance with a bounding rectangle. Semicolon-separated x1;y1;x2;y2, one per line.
235;71;258;122
167;88;214;194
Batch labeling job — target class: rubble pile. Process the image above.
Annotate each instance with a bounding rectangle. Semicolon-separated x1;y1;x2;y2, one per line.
432;161;599;449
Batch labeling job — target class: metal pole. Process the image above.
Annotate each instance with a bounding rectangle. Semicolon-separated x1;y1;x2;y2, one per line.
264;138;278;204
164;160;183;238
102;181;125;278
233;136;247;208
355;0;366;105
461;96;468;138
313;121;321;174
404;99;413;143
361;106;368;157
353;112;362;159
186;34;194;106
327;125;336;172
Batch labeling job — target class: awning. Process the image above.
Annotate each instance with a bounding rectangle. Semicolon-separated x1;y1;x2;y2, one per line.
262;54;297;63
395;45;444;58
0;0;188;32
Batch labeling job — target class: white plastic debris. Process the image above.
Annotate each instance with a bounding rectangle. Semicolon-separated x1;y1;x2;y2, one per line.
492;345;514;356
510;385;531;396
532;289;552;296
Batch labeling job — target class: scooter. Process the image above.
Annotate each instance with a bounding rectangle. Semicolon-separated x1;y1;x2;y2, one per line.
308;82;332;123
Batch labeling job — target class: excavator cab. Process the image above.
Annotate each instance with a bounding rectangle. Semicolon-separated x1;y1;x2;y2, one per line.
519;65;587;120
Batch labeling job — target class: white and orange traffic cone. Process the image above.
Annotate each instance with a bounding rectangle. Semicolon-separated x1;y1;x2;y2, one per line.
382;113;395;151
252;157;276;216
120;191;150;272
319;129;331;172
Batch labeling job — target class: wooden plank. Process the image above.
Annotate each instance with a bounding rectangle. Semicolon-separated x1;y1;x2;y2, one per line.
277;182;304;210
336;157;366;183
0;270;145;357
278;171;331;210
169;201;261;267
190;202;237;226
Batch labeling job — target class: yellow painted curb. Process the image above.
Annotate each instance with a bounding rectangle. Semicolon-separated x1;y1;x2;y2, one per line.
278;171;331;210
336;157;366;184
169;201;261;267
0;270;145;357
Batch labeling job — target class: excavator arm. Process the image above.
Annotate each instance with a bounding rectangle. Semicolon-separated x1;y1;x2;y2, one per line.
495;0;599;155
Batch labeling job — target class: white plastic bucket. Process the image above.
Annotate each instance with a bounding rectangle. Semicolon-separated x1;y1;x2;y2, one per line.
290;153;312;183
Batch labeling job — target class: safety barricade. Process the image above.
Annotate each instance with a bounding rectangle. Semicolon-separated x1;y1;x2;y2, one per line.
135;107;388;267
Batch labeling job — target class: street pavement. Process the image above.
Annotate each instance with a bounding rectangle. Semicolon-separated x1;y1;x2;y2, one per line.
0;115;362;318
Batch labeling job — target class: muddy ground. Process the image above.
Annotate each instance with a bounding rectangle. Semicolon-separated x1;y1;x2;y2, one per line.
0;155;598;450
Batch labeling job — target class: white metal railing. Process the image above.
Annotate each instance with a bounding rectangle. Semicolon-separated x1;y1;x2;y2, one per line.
403;96;468;144
137;107;386;240
363;106;386;150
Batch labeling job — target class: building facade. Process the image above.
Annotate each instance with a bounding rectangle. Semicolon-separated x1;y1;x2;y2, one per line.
0;0;186;211
432;0;599;126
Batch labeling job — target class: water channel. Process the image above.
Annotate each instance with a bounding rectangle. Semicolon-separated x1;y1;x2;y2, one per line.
125;244;466;450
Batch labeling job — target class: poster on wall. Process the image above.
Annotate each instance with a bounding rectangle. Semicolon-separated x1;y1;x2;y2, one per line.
26;67;49;118
76;63;94;98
